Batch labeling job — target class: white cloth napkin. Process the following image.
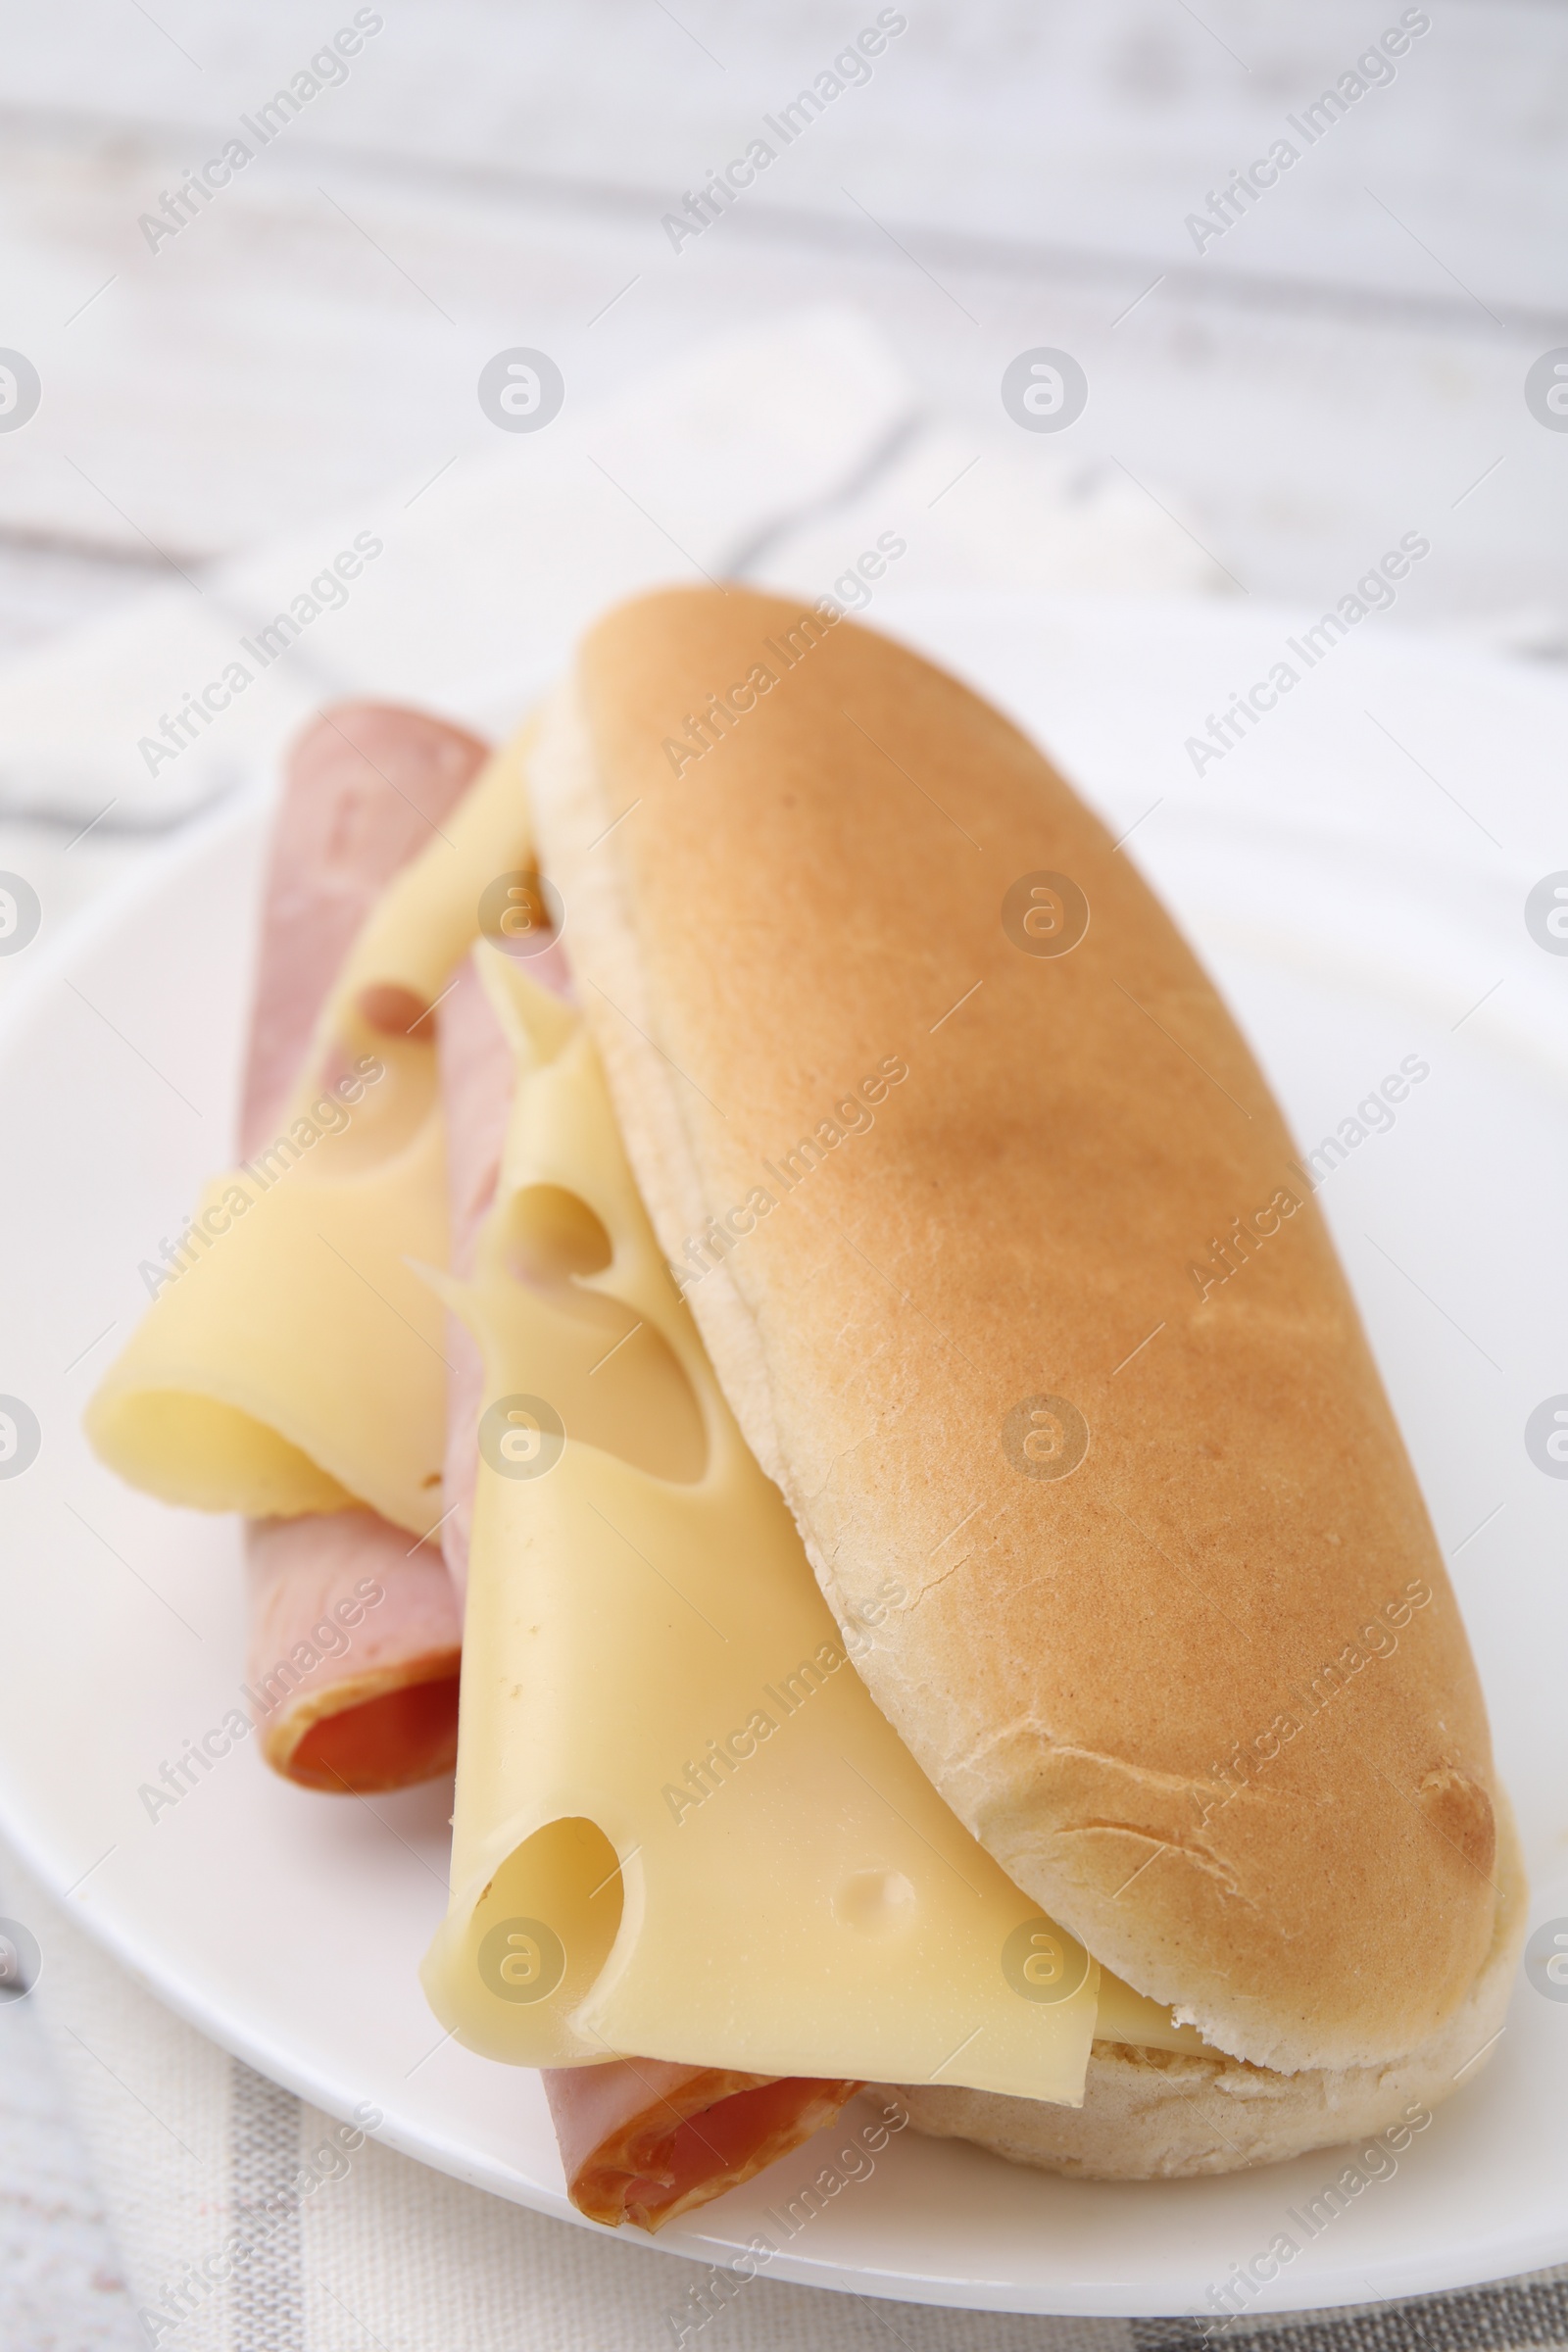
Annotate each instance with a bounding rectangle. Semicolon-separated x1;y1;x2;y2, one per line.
0;305;1222;835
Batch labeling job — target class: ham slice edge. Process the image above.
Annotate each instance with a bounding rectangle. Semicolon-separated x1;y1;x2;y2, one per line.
543;2060;864;2231
239;703;487;1788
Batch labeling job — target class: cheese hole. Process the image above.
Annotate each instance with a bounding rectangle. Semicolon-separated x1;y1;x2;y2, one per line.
505;1185;613;1285
491;1185;710;1483
310;988;440;1175
356;982;433;1037
832;1869;917;1934
468;1816;624;2023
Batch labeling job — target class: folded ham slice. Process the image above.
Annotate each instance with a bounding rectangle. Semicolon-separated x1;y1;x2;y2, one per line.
246;1511;461;1791
242;701;491;1148
240;703;487;1789
544;2061;863;2230
436;943;862;2225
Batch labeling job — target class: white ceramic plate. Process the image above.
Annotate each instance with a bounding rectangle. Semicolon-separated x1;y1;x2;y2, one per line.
3;593;1568;2321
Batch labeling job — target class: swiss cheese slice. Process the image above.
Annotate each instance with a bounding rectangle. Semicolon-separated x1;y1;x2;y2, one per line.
420;951;1105;2101
85;729;537;1533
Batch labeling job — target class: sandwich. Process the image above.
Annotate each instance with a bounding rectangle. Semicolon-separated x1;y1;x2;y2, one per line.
87;584;1524;2230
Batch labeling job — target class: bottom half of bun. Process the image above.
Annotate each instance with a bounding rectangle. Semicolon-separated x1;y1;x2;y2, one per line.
882;1793;1527;2181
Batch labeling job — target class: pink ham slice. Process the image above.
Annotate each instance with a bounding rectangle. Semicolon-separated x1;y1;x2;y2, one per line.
246;1511;462;1792
242;701;491;1149
240;703;488;1790
544;2063;863;2231
435;939;861;2226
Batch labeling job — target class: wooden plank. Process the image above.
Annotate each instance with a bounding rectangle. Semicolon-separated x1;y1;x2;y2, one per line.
2;0;1563;309
0;2;1560;647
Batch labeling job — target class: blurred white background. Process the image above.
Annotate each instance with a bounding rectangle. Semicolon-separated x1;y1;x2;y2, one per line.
1;5;1564;2342
3;0;1565;651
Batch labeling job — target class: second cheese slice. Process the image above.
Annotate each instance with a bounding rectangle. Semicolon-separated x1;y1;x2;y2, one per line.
420;951;1103;2103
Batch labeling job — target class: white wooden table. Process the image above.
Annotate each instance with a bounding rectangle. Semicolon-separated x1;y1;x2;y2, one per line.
1;5;1563;2341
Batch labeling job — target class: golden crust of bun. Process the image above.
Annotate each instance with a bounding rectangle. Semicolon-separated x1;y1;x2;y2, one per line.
528;584;1507;2077
886;1796;1526;2179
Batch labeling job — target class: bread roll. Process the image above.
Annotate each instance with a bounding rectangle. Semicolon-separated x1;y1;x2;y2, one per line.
526;584;1509;2093
888;1793;1525;2176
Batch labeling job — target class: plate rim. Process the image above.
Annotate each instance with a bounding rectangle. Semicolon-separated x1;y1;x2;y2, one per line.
4;593;1567;2317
